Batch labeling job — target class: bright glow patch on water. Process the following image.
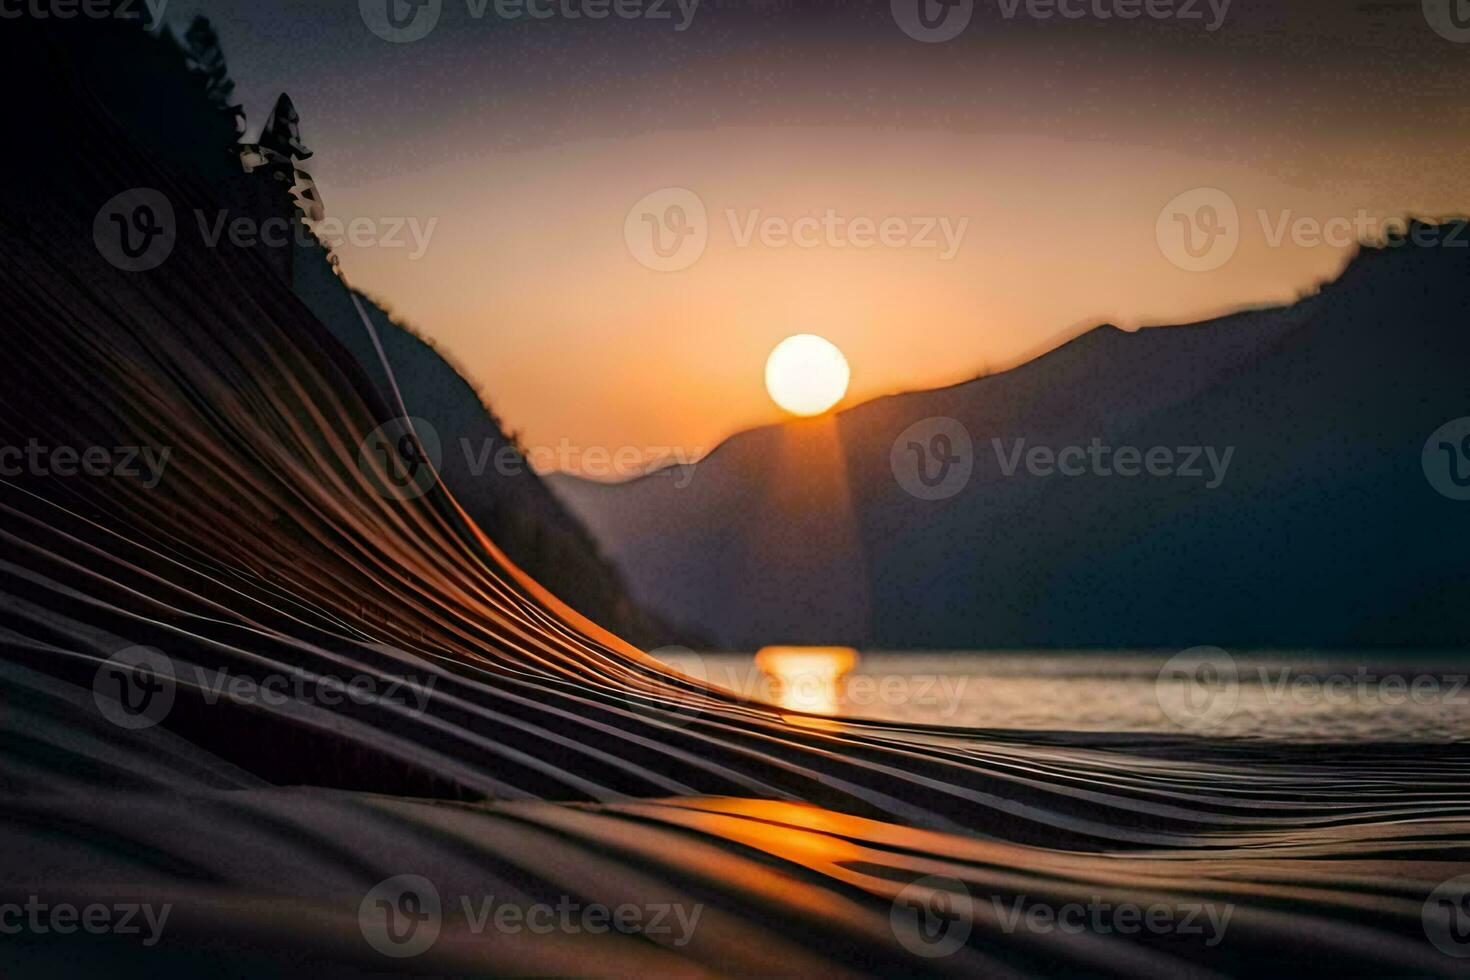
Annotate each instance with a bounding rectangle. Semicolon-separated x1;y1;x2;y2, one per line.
753;646;857;715
659;651;1470;742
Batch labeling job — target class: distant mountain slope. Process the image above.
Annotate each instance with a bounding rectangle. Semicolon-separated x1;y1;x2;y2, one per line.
551;231;1470;650
293;266;685;647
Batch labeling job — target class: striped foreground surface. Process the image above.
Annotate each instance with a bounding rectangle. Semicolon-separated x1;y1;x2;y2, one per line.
2;20;1470;978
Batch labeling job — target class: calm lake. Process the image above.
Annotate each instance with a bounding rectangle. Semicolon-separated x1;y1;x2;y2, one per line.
666;650;1470;742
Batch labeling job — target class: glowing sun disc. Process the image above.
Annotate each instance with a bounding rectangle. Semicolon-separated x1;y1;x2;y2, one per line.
765;334;850;417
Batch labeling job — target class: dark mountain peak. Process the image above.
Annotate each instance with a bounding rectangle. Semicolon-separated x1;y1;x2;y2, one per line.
553;234;1470;649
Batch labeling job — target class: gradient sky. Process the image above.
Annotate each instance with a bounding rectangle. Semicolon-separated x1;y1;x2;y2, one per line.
171;0;1468;472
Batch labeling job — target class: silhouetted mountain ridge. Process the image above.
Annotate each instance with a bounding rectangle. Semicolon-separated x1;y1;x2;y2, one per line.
551;226;1470;650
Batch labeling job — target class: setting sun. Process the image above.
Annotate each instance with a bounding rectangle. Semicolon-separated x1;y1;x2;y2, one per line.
765;334;850;417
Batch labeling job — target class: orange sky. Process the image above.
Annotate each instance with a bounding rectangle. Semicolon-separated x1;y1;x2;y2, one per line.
323;125;1464;474
175;1;1469;478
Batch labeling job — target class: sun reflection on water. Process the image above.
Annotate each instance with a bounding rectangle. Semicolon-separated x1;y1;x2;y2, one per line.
754;646;858;717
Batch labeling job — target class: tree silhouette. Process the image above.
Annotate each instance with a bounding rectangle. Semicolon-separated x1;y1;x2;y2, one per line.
181;17;246;141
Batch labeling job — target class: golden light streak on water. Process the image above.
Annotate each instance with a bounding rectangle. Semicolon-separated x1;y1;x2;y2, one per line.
754;646;858;716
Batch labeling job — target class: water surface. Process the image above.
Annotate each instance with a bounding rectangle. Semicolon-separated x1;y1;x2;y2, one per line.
685;650;1470;742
